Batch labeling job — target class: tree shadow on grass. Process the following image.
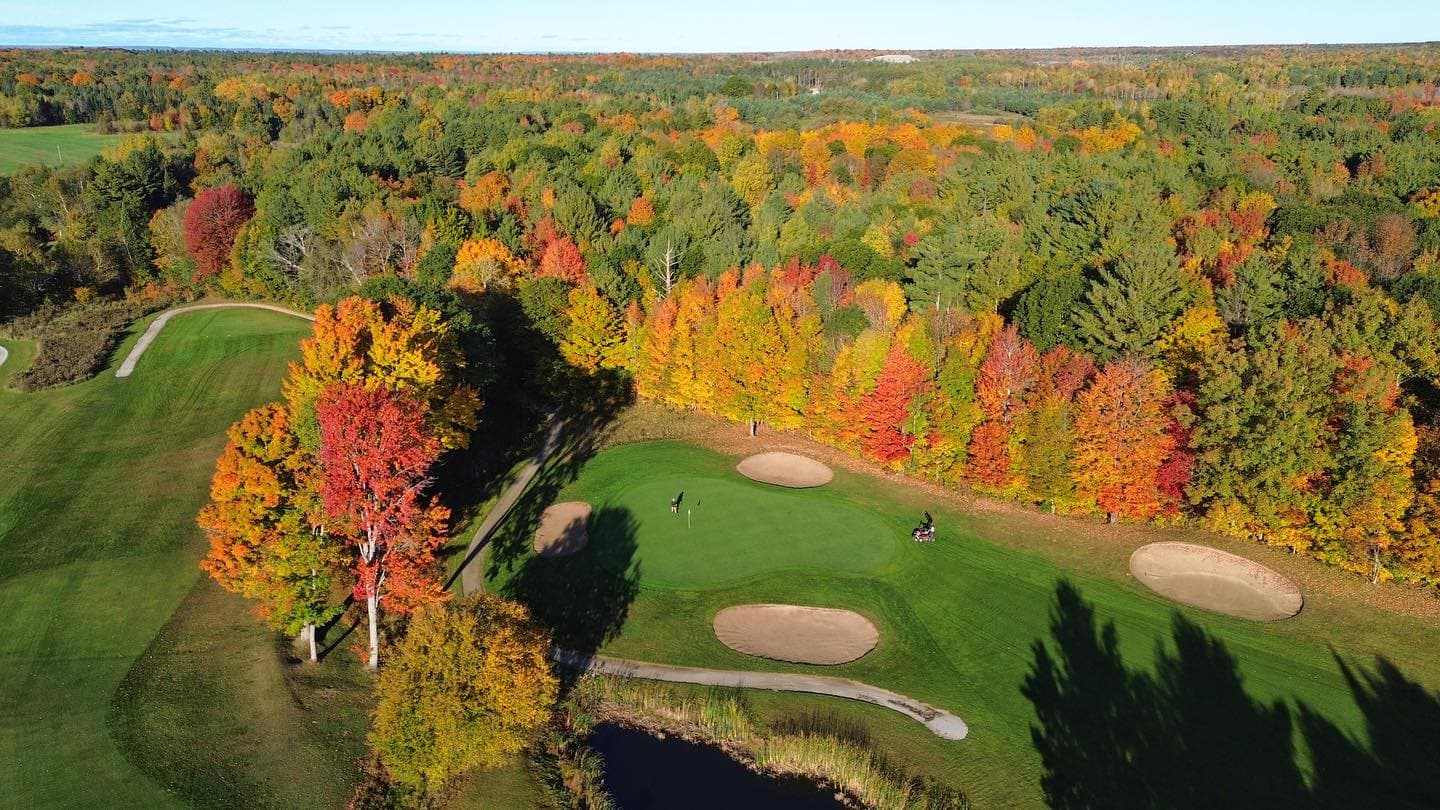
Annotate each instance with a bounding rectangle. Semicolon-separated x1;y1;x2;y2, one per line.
1022;580;1440;809
477;374;633;576
1301;656;1440;809
500;505;641;657
440;366;633;593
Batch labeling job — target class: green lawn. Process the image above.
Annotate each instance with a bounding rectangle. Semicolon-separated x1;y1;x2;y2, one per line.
0;124;124;174
0;308;348;807
593;475;893;587
490;440;1440;807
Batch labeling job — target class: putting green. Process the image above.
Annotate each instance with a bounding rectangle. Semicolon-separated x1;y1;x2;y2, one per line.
598;477;896;588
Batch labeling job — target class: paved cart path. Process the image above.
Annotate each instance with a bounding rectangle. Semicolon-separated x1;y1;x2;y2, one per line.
551;648;969;740
116;302;314;378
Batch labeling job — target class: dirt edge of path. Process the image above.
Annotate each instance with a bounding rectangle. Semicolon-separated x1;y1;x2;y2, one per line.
551;648;968;740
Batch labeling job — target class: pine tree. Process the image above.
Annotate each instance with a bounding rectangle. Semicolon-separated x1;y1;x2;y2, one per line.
1073;241;1191;361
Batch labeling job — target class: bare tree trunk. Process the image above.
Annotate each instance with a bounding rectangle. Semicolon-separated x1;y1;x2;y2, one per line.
366;593;379;669
306;623;317;662
749;420;758;437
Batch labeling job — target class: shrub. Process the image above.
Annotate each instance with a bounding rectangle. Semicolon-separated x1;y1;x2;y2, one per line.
2;297;172;390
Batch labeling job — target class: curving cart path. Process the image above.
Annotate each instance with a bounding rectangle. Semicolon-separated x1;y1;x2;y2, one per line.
115;302;314;378
0;344;8;369
551;648;969;740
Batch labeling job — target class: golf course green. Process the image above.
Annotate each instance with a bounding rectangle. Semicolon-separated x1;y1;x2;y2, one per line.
589;476;894;587
0;308;351;808
491;440;1440;807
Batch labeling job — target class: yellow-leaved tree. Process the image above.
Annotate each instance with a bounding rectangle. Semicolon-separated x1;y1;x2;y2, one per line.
560;284;626;372
370;594;558;796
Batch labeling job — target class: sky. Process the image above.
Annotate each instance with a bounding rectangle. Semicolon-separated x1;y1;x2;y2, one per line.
0;0;1436;53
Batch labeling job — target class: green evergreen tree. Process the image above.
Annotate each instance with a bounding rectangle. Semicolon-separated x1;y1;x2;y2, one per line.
1073;241;1191;361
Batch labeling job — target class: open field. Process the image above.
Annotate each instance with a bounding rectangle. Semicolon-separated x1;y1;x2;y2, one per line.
0;308;344;807
488;439;1440;807
0;124;123;174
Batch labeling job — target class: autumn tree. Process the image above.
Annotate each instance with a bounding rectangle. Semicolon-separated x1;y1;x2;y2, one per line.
370;595;558;796
1072;359;1174;522
316;383;449;669
710;275;784;436
860;339;932;467
449;238;526;294
560;284;626;372
183;183;254;281
1017;346;1094;510
969;325;1038;489
632;295;678;400
282;296;481;453
537;235;587;284
198;403;342;661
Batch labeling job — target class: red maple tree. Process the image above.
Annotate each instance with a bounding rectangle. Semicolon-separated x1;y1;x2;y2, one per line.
860;341;932;466
183;184;254;281
316;383;448;668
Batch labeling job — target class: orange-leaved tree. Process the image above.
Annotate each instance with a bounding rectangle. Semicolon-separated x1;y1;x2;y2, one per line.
316;383;449;669
198;403;343;661
1072;359;1174;522
969;324;1038;489
282;295;481;453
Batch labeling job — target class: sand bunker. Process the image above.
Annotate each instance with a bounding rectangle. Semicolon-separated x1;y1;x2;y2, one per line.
713;604;879;665
533;502;591;558
736;452;834;488
1130;542;1303;621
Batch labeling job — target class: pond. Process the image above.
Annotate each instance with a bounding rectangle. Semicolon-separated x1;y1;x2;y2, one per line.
589;723;846;809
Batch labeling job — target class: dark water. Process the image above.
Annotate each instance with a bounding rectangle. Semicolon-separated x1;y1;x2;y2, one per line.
589;723;846;810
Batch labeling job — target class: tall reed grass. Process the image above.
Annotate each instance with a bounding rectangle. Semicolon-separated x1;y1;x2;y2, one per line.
588;676;968;810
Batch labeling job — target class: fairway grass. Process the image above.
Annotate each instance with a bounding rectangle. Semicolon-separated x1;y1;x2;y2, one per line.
0;308;317;807
0;124;124;175
492;440;1440;807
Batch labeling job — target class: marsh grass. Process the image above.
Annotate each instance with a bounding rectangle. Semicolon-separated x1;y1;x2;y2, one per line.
589;676;968;809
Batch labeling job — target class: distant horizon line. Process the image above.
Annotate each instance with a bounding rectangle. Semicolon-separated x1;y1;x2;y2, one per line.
1;40;1437;58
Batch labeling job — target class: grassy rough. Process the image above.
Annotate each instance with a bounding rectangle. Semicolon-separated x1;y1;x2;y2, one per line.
0;308;317;807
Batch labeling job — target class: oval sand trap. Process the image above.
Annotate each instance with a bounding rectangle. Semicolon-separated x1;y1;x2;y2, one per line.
736;451;833;488
714;604;879;665
534;502;591;558
1130;542;1303;621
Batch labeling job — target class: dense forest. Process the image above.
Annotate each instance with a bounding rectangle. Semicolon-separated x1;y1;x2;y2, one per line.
3;44;1439;587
